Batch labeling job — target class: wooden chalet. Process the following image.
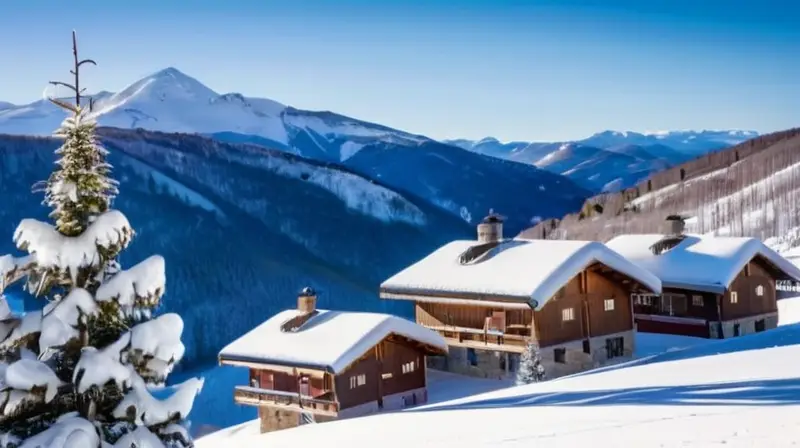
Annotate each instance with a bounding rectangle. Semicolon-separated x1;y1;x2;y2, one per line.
379;212;662;380
218;287;448;434
606;216;800;339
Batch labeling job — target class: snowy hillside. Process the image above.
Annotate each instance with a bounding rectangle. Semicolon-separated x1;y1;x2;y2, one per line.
448;130;758;192
0;130;472;368
199;324;800;447
521;129;800;241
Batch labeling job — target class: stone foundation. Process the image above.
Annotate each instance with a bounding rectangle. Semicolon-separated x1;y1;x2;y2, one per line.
428;330;636;381
717;312;778;339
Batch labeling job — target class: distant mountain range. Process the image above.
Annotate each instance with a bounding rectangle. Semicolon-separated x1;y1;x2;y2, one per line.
446;130;759;192
0;67;589;232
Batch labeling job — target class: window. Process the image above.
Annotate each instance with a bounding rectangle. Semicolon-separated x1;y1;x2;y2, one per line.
402;361;416;374
755;319;766;333
730;291;739;304
733;323;740;337
349;374;366;389
605;337;624;359
582;339;591;354
755;285;764;297
562;308;575;322
604;299;615;311
554;348;566;364
692;295;704;307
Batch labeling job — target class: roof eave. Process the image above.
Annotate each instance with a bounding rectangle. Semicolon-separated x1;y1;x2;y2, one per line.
218;353;336;374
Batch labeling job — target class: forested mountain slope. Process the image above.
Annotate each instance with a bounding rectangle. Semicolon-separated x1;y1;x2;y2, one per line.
0;129;471;369
519;128;800;242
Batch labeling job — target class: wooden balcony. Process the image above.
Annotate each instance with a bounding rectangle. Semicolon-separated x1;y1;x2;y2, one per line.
424;325;530;353
234;386;339;417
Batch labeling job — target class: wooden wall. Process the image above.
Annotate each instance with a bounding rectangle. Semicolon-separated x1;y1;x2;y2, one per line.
335;352;380;410
535;269;635;347
723;257;778;321
416;303;533;335
378;338;426;397
248;368;328;398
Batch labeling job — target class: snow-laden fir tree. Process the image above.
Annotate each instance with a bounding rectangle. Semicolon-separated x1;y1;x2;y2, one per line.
515;342;546;386
0;31;203;448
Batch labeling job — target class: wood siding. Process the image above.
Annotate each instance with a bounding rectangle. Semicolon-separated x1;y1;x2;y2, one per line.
415;303;533;336
535;269;635;347
378;338;426;397
634;289;720;321
248;368;329;399
723;258;778;321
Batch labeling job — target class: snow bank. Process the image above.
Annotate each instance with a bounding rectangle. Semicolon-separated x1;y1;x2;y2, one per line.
13;210;133;279
219;309;448;374
381;239;662;309
606;233;800;293
96;255;166;307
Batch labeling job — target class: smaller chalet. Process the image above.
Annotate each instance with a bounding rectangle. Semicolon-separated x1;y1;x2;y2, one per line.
606;216;800;338
380;212;662;380
218;287;448;434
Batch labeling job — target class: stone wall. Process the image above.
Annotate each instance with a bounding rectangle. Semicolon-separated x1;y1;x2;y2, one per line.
429;330;636;381
718;312;778;339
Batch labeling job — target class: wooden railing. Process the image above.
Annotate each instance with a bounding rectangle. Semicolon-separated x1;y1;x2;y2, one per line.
234;386;339;416
424;325;530;353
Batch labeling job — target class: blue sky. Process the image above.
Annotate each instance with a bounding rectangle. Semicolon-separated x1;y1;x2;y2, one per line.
1;0;798;141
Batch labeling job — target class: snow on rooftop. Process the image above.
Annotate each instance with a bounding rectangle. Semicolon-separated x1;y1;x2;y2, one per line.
381;239;662;310
219;309;448;373
606;234;800;293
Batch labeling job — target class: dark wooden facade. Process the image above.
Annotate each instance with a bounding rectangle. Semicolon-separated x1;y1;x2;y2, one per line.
633;256;780;338
235;335;431;417
405;263;645;351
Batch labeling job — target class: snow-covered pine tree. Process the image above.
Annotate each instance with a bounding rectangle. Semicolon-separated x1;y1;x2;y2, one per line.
515;342;546;386
0;31;203;447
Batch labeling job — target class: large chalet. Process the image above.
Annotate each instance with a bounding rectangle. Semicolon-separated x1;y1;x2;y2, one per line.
379;212;662;380
218;287;448;434
606;216;800;338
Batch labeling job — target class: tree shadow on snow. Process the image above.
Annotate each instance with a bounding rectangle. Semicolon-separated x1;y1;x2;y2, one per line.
409;377;800;412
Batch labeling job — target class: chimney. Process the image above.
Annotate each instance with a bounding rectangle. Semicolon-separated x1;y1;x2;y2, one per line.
664;215;686;236
477;209;504;244
298;287;317;314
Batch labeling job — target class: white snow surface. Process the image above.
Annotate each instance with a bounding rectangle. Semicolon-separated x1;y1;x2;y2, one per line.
96;255;166;306
219;309;448;373
72;345;133;394
113;377;204;426
14;210;132;280
129;313;186;374
606;233;800;293
200;323;800;448
112;426;165;448
5;359;63;403
18;413;99;448
381;238;662;309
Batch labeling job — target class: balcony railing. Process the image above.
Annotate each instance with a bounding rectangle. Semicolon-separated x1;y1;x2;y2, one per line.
234;386;339;416
424;325;529;353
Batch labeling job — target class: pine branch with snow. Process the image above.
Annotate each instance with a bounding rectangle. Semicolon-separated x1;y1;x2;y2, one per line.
0;32;202;448
516;342;546;386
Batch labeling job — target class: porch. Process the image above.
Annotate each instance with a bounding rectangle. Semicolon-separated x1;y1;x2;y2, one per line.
234;386;339;417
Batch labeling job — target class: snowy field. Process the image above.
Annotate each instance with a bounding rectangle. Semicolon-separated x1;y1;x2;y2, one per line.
199;323;800;447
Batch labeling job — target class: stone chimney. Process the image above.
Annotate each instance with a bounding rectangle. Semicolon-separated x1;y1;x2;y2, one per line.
297;287;317;314
663;215;686;236
477;209;504;243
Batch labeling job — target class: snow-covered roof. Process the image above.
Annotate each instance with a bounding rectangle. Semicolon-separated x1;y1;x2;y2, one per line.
605;234;800;293
218;309;448;374
380;239;662;310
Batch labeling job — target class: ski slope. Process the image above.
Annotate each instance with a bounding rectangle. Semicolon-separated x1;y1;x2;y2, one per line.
199;324;800;447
